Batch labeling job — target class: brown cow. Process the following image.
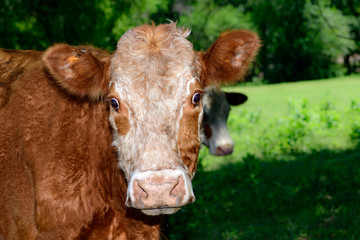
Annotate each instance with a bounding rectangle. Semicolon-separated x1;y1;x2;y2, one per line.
0;22;260;239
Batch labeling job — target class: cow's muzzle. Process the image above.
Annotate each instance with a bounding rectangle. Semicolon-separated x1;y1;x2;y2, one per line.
126;169;195;215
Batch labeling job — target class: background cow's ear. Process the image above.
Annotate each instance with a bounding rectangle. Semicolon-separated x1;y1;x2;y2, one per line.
43;44;111;100
224;92;248;106
199;30;261;87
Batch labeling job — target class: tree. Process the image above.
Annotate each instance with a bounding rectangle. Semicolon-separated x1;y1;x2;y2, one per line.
0;0;168;51
0;0;358;82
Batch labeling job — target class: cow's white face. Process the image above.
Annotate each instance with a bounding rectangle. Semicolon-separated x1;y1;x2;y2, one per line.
107;24;203;215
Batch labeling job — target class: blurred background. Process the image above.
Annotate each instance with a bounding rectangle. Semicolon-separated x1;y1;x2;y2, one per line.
1;0;360;239
1;0;359;83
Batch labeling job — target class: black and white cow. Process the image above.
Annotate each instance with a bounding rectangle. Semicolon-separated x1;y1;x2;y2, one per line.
202;87;248;156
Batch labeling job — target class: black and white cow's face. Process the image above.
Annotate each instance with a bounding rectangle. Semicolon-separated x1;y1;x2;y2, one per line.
202;87;248;156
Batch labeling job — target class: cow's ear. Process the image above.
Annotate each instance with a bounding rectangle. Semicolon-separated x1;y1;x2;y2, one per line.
43;44;111;100
224;92;248;106
199;30;261;87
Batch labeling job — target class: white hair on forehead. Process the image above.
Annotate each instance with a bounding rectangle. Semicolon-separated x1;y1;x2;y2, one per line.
110;27;196;123
117;21;191;48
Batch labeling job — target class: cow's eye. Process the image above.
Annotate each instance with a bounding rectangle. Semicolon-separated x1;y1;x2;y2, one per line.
192;93;201;105
110;98;119;110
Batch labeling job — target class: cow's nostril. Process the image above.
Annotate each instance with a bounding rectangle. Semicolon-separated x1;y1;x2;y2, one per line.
170;176;185;197
134;180;148;199
170;177;180;195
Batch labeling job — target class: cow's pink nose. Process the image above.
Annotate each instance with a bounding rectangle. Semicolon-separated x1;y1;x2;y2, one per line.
129;173;194;210
216;145;234;156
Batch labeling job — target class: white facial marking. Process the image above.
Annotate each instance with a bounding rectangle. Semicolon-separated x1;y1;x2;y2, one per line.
108;24;202;182
208;121;233;153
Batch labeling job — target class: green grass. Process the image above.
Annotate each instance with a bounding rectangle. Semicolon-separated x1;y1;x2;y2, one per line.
168;75;360;239
226;75;360;121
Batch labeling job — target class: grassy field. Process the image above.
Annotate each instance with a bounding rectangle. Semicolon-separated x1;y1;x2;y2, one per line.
169;75;360;239
228;75;360;121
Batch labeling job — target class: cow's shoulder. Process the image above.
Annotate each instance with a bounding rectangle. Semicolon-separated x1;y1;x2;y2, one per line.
0;49;43;84
0;49;43;108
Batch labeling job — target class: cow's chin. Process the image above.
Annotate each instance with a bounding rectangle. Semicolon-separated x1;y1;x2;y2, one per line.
141;207;181;216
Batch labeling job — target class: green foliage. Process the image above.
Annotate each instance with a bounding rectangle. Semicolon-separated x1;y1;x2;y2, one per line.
111;0;170;40
1;0;358;82
319;100;340;129
0;0;169;50
257;98;344;157
273;99;317;154
178;0;255;51
222;96;356;163
247;0;357;82
305;0;355;57
349;99;360;146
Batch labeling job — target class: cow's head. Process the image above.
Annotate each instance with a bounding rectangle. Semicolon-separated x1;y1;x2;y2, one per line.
43;22;260;215
202;89;248;156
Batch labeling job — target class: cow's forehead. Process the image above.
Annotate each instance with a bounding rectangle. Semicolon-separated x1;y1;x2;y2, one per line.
203;88;230;115
109;24;199;120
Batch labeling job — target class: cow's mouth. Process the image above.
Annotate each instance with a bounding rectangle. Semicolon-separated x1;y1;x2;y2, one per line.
141;207;181;216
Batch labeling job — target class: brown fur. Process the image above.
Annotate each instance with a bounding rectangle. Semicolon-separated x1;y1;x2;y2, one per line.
106;90;131;137
177;82;203;174
199;30;261;87
114;104;131;136
0;23;260;239
0;49;43;84
0;49;43;108
43;44;111;100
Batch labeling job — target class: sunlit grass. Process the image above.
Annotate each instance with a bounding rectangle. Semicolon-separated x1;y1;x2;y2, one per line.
225;75;360;121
